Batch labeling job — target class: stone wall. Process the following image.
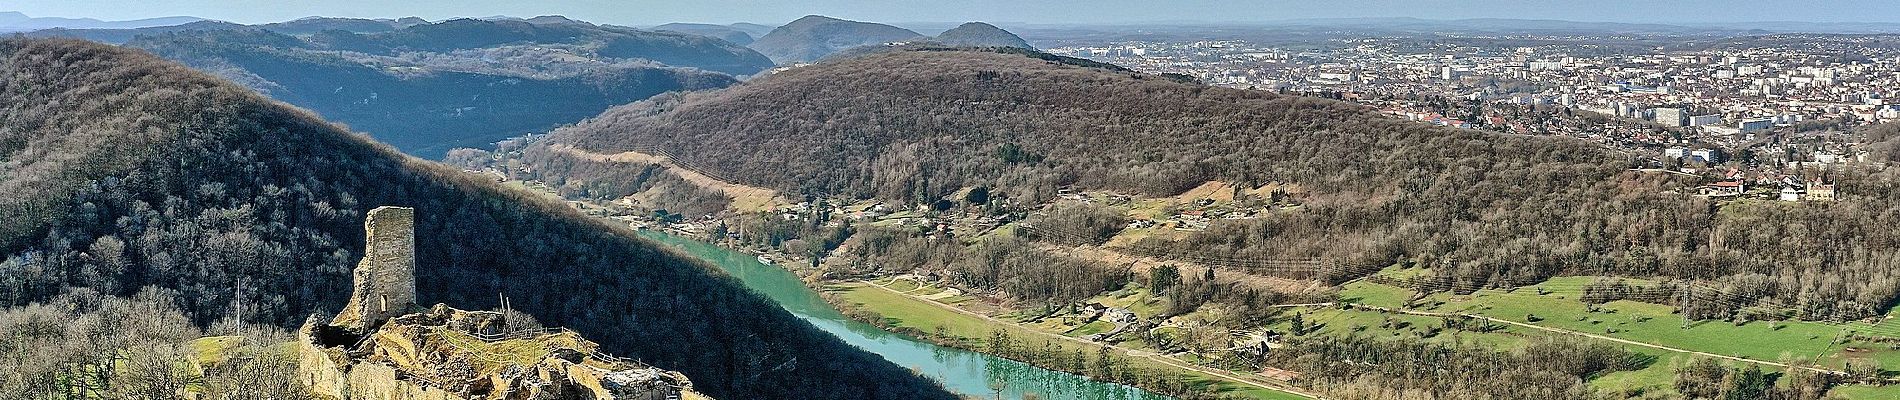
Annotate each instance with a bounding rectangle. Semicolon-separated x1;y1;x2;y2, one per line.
297;322;351;400
332;206;420;332
344;363;463;400
298;322;466;400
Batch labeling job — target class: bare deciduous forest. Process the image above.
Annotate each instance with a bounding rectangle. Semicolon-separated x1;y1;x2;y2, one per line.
0;38;955;400
537;48;1900;325
111;20;754;157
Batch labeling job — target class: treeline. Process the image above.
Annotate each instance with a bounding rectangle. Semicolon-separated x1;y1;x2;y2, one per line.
0;288;308;399
838;229;1126;309
1161;171;1900;322
542;48;1402;203
1021;202;1127;246
1671;358;1840;400
1271;335;1649;399
1870;122;1900;163
0;38;956;400
836;224;1317;327
488;145;733;217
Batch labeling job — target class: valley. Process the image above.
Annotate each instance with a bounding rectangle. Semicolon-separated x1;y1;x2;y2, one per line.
0;37;957;400
9;3;1900;399
464;46;1900;399
484;146;1900;398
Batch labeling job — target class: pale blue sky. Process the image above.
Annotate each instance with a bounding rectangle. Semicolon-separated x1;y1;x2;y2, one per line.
6;0;1898;26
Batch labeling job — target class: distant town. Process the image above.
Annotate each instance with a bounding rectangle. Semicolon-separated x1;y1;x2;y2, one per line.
1051;34;1899;201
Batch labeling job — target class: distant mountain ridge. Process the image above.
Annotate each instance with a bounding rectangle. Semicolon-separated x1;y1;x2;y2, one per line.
24;20;248;43
932;22;1033;49
253;16;421;35
26;17;415;42
0;11;202;32
301;17;773;73
31;16;774;158
748;15;924;64
27;15;777;74
729;22;777;37
654;22;756;45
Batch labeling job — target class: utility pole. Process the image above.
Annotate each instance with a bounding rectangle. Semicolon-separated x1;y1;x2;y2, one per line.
235;277;244;341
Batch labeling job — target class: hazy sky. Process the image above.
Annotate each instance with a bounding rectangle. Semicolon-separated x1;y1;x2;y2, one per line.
8;0;1900;26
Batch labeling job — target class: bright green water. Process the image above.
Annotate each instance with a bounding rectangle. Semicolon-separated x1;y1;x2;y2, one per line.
638;230;1171;400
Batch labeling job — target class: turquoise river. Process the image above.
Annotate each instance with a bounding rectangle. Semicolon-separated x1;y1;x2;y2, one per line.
637;230;1170;400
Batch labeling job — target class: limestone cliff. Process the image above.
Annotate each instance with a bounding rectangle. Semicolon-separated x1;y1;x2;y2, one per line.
300;207;709;400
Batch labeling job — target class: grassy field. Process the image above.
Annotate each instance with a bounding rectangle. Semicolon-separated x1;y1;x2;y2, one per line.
1094;285;1170;318
1339;275;1900;398
187;336;243;366
1588;349;1685;397
830;281;1311;400
837;266;1900;398
835;282;1001;341
1363;279;1871;364
1272;306;1538;349
1836;385;1900;400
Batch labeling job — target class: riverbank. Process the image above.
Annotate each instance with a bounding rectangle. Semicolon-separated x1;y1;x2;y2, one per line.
823;279;1316;400
640;228;1316;399
634;230;1173;400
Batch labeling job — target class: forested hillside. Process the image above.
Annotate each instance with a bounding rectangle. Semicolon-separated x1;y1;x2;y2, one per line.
748;15;924;63
0;38;954;400
28;16;773;158
655;22;757;45
25;16;425;43
535;47;1900;323
25;20;249;44
306;17;772;74
932;22;1033;49
129;28;739;158
1870;122;1900;163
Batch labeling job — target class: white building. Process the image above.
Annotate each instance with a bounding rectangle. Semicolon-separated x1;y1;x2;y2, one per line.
1780;186;1803;201
1691;149;1721;163
1738;118;1775;132
1688;114;1723;126
1653;108;1687;127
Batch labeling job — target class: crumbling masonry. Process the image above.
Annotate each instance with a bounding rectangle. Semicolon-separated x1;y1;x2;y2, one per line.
298;206;708;400
330;206;421;333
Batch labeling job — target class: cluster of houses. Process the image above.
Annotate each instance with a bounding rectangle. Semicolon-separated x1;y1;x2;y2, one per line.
1778;178;1837;202
1382;108;1475;130
1698;168;1837;202
1078;302;1141;342
1057;189;1134;205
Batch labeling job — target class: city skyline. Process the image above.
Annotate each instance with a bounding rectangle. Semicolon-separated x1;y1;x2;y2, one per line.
7;0;1900;27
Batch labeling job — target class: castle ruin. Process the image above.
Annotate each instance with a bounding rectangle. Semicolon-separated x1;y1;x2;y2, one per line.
330;206;420;332
298;206;707;400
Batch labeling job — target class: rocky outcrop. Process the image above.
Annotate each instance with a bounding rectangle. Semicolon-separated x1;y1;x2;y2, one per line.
300;207;709;400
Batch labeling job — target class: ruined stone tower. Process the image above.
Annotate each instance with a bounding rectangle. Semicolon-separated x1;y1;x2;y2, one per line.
331;206;420;332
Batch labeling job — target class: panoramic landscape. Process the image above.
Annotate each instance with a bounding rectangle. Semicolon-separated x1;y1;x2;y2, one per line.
4;0;1900;399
